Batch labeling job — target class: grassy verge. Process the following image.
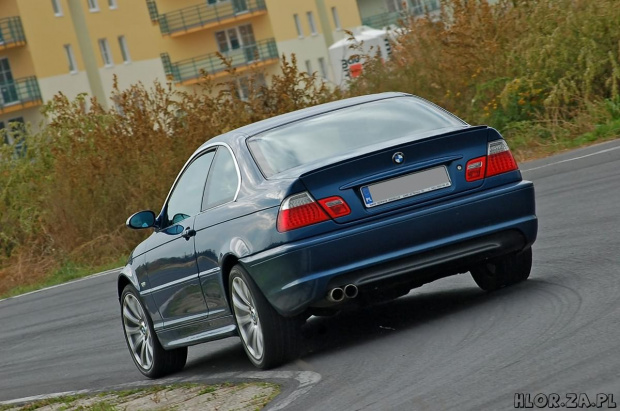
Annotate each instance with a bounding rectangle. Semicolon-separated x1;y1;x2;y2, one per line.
506;99;620;161
511;127;620;161
0;256;126;300
0;382;280;411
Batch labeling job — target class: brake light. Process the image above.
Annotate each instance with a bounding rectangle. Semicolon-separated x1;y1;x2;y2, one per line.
318;196;351;218
277;192;329;232
465;140;518;182
486;140;518;177
465;156;487;182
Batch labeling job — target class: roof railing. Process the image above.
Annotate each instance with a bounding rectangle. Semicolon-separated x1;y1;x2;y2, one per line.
0;16;26;50
0;76;43;112
162;38;278;83
159;0;267;36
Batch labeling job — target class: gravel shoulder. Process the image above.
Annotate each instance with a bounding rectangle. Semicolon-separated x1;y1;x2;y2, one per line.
0;383;280;411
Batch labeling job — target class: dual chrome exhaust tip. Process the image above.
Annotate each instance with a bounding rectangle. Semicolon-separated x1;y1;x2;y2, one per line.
327;284;358;303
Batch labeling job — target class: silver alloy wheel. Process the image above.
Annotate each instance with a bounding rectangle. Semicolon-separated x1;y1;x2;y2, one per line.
122;293;154;370
232;276;264;361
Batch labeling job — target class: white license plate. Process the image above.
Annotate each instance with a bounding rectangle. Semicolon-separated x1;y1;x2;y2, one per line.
360;166;452;208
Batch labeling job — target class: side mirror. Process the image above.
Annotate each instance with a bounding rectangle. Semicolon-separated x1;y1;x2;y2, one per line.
126;210;156;229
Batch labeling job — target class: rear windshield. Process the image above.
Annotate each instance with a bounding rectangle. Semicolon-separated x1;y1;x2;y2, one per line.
247;96;466;178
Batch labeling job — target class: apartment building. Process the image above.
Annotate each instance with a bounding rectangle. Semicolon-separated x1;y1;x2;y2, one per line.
152;0;361;97
0;0;424;136
0;0;167;135
0;1;44;133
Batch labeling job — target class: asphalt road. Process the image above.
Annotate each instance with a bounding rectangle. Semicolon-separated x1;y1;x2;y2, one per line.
2;140;620;410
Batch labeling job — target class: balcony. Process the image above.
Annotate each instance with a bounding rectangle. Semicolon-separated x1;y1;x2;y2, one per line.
361;11;404;29
146;0;159;22
0;77;43;115
360;0;441;29
161;38;278;85
158;0;267;37
0;17;26;51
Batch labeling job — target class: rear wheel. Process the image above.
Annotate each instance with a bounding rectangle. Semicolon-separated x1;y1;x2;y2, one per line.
229;265;301;369
470;247;532;291
121;285;187;378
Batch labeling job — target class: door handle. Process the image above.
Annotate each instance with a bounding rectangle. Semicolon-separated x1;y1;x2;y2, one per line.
181;227;196;240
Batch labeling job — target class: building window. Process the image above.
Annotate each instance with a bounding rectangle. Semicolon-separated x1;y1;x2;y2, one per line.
64;44;78;73
215;24;255;53
386;0;405;13
0;122;6;144
331;7;341;30
98;38;113;66
118;35;131;63
1;117;26;157
108;0;117;10
87;0;99;12
52;0;63;16
0;58;18;104
318;57;327;79
411;0;441;15
305;59;313;74
307;11;317;35
235;74;265;100
238;77;250;100
293;14;303;38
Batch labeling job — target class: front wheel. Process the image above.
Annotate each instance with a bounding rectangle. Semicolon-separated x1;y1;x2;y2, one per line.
470;247;532;291
121;285;187;378
229;265;301;369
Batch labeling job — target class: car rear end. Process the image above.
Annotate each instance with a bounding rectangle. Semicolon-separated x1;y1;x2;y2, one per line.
241;94;537;317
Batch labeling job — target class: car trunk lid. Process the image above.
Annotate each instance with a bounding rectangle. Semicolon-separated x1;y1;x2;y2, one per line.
298;126;492;224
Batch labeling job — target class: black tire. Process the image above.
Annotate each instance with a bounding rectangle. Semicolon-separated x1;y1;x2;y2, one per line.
470;247;532;291
120;284;187;378
229;265;301;369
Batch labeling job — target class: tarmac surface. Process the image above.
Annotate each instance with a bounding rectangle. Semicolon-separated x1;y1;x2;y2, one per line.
2;139;620;410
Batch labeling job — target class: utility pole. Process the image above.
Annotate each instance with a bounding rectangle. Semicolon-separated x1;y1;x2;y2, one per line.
66;0;108;109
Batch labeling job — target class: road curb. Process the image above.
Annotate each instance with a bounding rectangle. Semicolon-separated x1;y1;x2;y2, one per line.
0;371;322;410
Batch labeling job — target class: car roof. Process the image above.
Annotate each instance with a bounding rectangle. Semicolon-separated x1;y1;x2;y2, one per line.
196;92;411;152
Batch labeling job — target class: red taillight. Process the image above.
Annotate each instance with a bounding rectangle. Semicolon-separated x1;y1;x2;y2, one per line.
277;192;329;232
486;140;518;177
318;196;351;218
466;140;518;182
466;156;487;182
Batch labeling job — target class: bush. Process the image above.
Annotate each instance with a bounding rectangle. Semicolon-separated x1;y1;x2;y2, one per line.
0;56;338;293
2;0;620;293
348;0;620;153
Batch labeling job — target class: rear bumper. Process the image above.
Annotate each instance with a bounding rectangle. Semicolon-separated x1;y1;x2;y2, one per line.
241;180;537;316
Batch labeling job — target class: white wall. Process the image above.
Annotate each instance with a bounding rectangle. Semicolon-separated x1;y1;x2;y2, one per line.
276;35;336;84
98;57;168;103
38;71;92;102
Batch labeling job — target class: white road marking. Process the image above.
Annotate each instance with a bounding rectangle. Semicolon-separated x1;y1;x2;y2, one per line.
0;267;121;303
0;371;322;410
521;145;620;173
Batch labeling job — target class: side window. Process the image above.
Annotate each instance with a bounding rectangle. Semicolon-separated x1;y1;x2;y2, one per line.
202;147;239;210
165;151;215;226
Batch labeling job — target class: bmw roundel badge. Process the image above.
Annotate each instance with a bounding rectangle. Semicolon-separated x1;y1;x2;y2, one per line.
392;152;405;165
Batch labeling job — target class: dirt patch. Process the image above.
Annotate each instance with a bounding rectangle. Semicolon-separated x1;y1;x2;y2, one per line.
1;382;280;411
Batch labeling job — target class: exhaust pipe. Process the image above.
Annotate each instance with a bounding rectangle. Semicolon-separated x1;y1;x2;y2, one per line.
344;284;358;299
327;287;345;303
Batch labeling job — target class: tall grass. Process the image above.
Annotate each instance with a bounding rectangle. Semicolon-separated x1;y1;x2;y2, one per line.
1;0;620;293
349;0;620;155
0;56;337;294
